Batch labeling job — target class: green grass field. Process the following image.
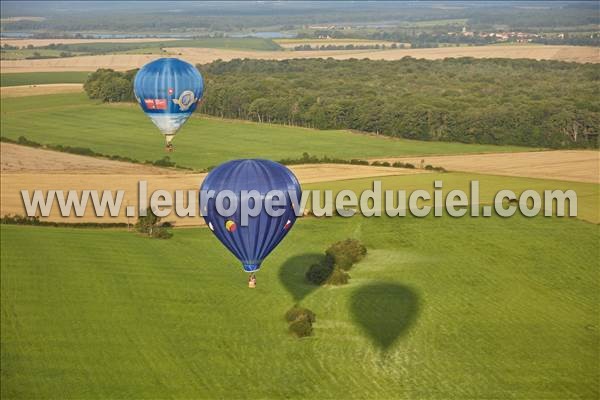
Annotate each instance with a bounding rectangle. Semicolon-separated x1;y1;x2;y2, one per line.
0;72;91;87
0;49;87;60
0;93;531;170
2;210;598;398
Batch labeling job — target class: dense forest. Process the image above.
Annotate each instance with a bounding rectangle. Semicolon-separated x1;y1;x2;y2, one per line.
198;58;599;148
84;58;599;149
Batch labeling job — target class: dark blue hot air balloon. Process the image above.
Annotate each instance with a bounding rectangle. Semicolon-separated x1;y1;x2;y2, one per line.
201;159;301;273
133;58;204;150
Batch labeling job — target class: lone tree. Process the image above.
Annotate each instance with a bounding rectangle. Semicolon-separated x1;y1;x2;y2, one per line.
135;207;161;236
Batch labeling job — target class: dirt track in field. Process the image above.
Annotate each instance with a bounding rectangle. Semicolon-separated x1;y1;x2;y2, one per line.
0;83;84;97
375;150;600;184
1;44;597;73
0;143;422;225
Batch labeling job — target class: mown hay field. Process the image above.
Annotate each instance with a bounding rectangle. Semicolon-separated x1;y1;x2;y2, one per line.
0;83;83;97
376;151;600;184
1;44;597;73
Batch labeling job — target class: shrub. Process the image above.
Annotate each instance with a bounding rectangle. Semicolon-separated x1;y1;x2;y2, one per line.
288;315;313;338
285;305;316;323
424;165;446;172
306;239;367;285
326;251;354;270
136;207;173;239
305;262;333;285
152;227;173;239
151;156;177;168
370;160;391;167
0;214;127;228
49;144;96;156
17;136;42;148
1;214;40;225
392;161;416;169
325;267;350;285
325;239;367;271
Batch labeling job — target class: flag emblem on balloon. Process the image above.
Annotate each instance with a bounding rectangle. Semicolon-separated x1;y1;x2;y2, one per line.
225;220;237;233
144;99;167;110
284;219;292;230
173;90;197;111
168;88;174;95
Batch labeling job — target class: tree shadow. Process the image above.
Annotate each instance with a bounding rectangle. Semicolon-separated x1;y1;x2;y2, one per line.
350;282;420;351
279;253;324;302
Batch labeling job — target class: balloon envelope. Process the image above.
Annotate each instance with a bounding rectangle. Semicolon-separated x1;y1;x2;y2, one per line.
133;58;204;142
201;159;301;272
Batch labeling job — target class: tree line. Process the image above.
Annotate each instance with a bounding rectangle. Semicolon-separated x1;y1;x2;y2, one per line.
294;43;405;51
302;30;498;47
84;57;599;148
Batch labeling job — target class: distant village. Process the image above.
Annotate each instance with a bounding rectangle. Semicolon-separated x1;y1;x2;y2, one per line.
307;24;598;45
451;26;540;43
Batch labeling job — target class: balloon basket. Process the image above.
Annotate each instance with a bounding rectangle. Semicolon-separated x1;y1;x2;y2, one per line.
164;135;175;152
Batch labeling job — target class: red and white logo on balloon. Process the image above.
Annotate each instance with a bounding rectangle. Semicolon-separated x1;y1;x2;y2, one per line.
144;99;167;110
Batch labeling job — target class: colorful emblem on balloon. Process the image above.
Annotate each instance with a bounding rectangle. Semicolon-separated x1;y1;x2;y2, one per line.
225;220;237;233
173;90;198;111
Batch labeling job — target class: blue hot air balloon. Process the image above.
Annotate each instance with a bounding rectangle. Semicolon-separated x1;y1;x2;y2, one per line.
133;58;204;150
201;159;301;273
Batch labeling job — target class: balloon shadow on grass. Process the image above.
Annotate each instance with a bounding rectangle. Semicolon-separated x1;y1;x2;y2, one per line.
279;253;324;302
350;283;420;352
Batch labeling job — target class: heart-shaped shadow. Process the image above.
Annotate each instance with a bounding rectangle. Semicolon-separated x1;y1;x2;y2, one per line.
279;253;325;302
350;282;420;351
